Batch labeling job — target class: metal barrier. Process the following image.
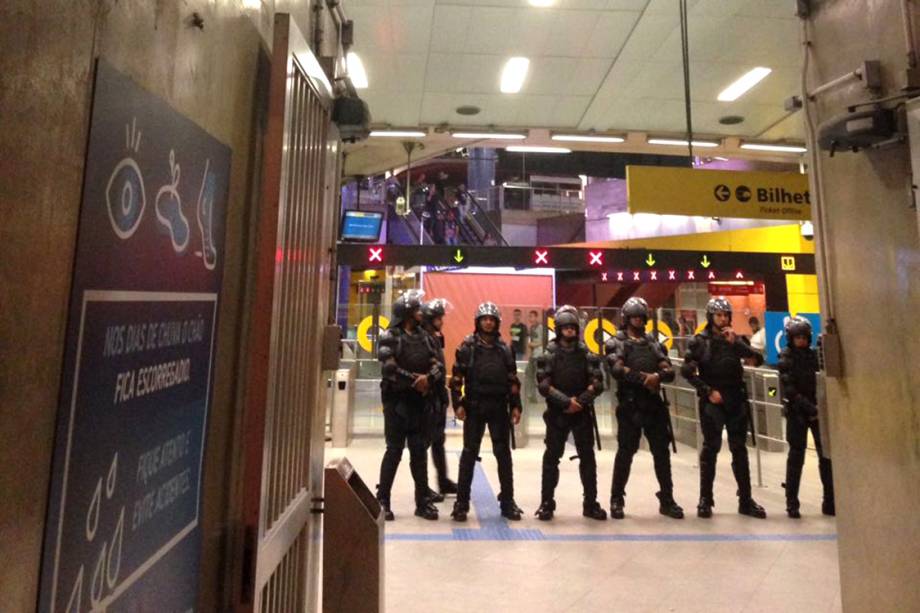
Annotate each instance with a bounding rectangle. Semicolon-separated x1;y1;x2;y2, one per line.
665;358;793;488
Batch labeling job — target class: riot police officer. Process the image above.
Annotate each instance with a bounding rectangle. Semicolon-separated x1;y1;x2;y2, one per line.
376;291;443;520
420;298;458;502
449;303;524;522
778;317;835;517
534;307;607;521
606;298;684;520
681;297;767;519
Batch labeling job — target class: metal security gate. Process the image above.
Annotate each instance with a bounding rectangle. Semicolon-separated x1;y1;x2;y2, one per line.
237;13;338;613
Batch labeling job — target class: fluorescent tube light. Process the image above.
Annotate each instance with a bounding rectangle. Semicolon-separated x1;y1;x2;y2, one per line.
740;142;807;153
505;146;571;153
347;52;368;89
717;67;772;102
648;138;719;148
500;57;530;94
452;132;527;140
369;130;426;138
528;0;555;6
551;134;625;143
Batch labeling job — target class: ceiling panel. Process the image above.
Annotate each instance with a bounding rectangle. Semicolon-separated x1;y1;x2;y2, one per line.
349;0;805;139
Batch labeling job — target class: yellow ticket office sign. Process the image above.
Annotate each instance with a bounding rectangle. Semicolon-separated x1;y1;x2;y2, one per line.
627;166;811;221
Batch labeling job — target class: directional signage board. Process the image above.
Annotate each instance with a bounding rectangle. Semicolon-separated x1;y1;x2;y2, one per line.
627;166;811;221
339;244;816;276
38;61;230;613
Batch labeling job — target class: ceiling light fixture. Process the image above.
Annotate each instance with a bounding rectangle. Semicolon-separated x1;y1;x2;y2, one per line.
346;52;368;89
506;146;572;153
740;142;807;153
369;130;426;138
452;131;527;140
528;0;555;6
551;134;625;143
647;138;719;148
717;67;772;102
500;57;530;94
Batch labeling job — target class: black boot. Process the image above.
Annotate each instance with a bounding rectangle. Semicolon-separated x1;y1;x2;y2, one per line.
656;492;684;519
786;498;801;518
500;499;523;521
610;495;625;520
439;479;458;496
822;498;836;516
426;487;445;503
738;498;767;519
535;500;555;521
451;500;469;522
414;501;439;520
583;500;607;521
378;497;395;521
697;497;714;518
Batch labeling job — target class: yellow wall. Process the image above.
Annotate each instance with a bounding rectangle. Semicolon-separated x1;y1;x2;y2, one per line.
786;273;820;314
573;223;816;254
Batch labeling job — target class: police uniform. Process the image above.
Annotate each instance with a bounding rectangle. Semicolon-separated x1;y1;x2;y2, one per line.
778;317;834;517
376;295;443;520
421;299;457;499
449;303;523;521
680;297;766;518
535;308;607;520
606;314;683;519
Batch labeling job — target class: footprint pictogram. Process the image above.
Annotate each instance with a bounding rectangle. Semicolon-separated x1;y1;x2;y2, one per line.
195;159;218;270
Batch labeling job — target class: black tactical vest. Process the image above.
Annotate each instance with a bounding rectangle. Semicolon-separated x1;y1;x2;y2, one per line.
551;345;589;397
469;342;508;396
700;336;744;389
399;330;432;374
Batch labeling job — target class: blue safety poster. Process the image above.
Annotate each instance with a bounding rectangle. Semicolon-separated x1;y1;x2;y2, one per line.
764;311;821;364
38;60;230;612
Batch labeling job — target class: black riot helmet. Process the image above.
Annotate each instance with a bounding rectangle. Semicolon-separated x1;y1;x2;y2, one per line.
785;316;813;346
705;296;732;327
391;290;424;327
555;304;578;317
621;297;650;329
475;301;502;331
422;298;449;321
554;309;580;334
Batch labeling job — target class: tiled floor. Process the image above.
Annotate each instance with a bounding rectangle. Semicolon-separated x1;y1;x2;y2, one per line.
328;432;841;612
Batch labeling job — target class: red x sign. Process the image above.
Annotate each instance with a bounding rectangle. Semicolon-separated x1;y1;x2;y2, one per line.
687;270;695;280
668;270;676;281
650;270;658;281
601;272;608;282
588;251;604;267
368;247;383;263
534;249;549;265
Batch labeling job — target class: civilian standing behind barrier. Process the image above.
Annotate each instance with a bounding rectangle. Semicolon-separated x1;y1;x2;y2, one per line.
681;297;767;519
420;299;458;502
449;302;524;522
525;309;544;402
375;291;443;521
509;309;528;359
605;298;684;520
534;307;607;521
778;317;835;518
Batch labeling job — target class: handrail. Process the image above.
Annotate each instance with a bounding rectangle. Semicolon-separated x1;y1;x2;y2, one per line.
464;190;510;246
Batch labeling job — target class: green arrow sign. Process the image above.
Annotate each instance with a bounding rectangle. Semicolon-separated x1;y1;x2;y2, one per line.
453;248;465;263
701;255;711;268
645;253;656;267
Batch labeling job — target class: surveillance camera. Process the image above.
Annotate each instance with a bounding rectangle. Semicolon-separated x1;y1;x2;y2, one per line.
800;220;814;241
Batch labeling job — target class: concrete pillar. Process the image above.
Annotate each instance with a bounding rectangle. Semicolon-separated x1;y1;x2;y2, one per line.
805;2;920;610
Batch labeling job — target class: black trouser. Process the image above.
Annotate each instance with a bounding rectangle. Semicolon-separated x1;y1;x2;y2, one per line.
611;396;673;501
378;393;429;507
785;411;834;508
428;400;452;488
699;389;752;502
456;396;514;505
541;409;597;503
